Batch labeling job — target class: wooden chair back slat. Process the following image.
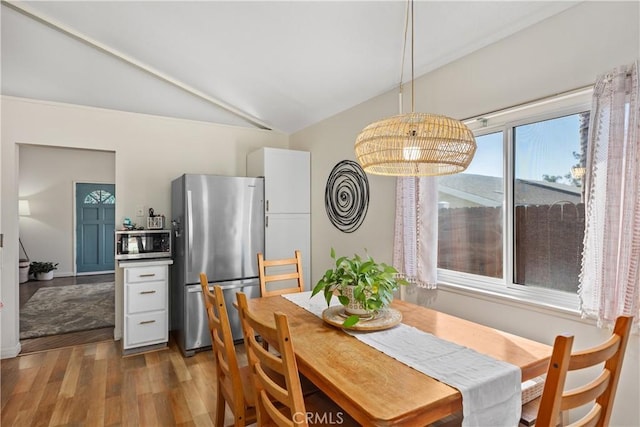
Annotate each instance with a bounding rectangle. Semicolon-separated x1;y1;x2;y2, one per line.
258;250;305;297
562;371;610;410
536;315;633;427
578;405;603;427
569;335;621;370
263;257;300;268
263;272;302;283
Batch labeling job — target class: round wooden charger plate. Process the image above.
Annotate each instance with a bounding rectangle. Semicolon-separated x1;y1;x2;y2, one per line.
321;306;402;331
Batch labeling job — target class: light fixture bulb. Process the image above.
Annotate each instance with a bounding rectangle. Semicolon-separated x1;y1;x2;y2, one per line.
403;146;420;161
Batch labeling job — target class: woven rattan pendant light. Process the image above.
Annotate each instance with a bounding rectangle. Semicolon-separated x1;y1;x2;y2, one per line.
355;0;476;177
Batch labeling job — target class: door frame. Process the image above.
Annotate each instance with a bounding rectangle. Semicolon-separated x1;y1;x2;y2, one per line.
73;181;116;276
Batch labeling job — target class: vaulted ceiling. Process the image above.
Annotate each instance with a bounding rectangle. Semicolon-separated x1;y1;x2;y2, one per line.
1;1;579;134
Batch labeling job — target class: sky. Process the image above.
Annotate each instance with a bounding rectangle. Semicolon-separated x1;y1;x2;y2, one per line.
463;113;584;185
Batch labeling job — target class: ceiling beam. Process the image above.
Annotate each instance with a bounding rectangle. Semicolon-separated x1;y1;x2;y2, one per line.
2;0;272;130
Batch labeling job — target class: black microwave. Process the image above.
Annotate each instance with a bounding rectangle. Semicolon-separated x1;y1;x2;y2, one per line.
115;230;172;260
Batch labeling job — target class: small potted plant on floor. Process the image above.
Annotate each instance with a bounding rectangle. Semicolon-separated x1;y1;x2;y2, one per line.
312;248;408;327
29;261;58;281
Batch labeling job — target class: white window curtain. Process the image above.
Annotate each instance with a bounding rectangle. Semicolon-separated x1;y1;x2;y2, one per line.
580;61;640;329
393;176;438;289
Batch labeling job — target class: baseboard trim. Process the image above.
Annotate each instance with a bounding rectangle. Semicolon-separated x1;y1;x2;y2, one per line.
76;270;115;276
1;341;22;359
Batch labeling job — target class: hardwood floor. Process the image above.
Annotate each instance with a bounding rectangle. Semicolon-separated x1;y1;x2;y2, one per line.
2;336;241;426
19;273;115;355
20;327;115;355
9;274;243;426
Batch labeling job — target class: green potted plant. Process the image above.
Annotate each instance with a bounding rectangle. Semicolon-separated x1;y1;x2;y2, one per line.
312;248;408;327
29;261;58;281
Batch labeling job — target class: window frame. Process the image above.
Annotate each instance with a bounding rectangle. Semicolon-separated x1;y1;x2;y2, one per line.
437;88;593;313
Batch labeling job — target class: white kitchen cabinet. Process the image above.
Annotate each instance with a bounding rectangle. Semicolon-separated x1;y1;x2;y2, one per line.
247;147;311;289
119;259;173;353
247;147;310;214
265;213;311;287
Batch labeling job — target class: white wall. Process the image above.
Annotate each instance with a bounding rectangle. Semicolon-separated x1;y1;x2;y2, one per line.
19;145;116;276
1;0;638;423
1;97;288;358
291;2;639;425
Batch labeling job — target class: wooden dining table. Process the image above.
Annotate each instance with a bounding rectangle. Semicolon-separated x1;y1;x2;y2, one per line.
246;295;552;427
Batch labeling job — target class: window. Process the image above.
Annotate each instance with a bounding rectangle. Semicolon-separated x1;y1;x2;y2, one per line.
436;89;592;309
83;190;115;205
438;132;504;279
513;113;587;293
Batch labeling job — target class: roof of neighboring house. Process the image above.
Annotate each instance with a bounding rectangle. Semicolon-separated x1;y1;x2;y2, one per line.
438;173;582;207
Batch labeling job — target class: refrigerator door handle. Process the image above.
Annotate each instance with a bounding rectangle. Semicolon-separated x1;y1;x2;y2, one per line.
187;189;194;273
187;286;202;293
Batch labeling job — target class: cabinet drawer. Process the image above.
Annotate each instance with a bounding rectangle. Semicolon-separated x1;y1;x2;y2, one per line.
125;265;166;283
125;311;167;348
126;281;166;314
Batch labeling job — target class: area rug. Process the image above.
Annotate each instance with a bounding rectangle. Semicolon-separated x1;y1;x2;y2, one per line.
20;282;115;339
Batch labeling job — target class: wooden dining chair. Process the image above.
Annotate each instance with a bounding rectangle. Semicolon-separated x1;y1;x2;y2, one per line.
236;292;358;427
257;250;304;297
199;273;257;427
533;315;633;427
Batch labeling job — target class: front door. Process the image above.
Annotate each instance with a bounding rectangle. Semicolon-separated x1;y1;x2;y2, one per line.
76;183;115;273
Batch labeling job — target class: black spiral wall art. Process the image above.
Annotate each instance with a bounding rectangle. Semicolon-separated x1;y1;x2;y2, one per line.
325;160;370;233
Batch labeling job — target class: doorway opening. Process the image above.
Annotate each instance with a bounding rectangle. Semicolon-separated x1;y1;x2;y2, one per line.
18;144;116;353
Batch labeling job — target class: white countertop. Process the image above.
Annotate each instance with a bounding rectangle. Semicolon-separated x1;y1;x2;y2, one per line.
118;258;173;267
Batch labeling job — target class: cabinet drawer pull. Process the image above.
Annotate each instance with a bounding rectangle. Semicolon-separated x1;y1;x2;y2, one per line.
140;290;157;295
139;273;156;278
139;320;156;325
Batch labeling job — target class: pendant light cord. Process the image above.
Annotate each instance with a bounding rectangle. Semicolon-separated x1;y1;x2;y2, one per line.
399;0;410;114
398;0;416;114
410;0;415;113
354;0;477;177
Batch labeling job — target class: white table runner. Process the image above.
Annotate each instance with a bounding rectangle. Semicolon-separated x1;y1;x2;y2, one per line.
283;291;521;427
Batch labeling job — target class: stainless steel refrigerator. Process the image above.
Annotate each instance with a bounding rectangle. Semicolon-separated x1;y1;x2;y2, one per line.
171;174;264;356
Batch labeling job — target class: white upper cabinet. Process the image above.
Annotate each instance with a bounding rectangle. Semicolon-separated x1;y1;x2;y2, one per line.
247;147;310;214
247;147;312;288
